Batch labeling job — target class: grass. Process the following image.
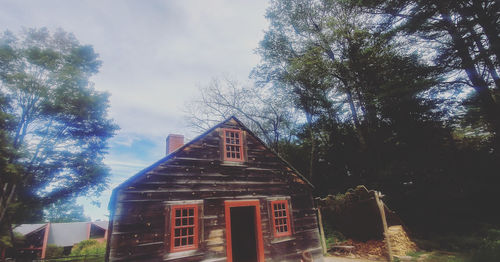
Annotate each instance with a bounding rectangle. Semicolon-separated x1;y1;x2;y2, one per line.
410;225;500;262
400;251;466;262
422;252;466;262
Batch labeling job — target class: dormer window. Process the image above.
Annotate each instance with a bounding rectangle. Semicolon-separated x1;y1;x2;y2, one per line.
222;129;244;162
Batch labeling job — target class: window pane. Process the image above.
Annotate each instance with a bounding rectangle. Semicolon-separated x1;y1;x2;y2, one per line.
172;206;198;251
223;130;244;160
272;201;291;237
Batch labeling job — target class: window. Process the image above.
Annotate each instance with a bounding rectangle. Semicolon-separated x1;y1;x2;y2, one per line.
170;205;198;252
270;200;291;237
223;129;244;162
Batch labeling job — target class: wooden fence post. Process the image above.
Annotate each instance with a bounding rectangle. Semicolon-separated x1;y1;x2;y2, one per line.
315;198;328;254
375;191;393;262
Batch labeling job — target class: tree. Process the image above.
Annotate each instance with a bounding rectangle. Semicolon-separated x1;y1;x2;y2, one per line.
252;0;444;181
44;198;90;223
252;0;500;235
185;76;300;152
350;0;500;149
0;28;117;226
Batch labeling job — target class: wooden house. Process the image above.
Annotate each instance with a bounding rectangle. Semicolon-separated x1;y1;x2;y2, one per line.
106;117;323;262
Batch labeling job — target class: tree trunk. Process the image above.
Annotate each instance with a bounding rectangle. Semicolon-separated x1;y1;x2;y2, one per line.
440;9;500;140
471;0;500;66
323;44;366;145
459;6;500;89
0;184;16;226
8;216;16;256
305;113;316;180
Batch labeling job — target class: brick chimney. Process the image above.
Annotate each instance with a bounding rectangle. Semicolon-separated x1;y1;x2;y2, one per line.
166;134;184;155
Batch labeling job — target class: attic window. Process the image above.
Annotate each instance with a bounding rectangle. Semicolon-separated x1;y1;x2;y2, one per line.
170;204;198;252
270;200;292;237
223;129;244;162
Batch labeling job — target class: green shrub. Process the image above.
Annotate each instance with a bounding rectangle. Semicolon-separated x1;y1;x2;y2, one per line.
45;244;64;258
70;239;106;257
468;228;500;262
325;229;346;248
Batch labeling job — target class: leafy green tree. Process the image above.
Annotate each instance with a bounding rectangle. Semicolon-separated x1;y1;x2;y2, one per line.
0;92;24;244
253;0;442;180
0;28;117;226
350;0;500;149
44;198;90;223
251;0;500;236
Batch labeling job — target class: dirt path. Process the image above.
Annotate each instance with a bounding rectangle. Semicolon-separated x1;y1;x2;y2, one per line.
323;256;385;262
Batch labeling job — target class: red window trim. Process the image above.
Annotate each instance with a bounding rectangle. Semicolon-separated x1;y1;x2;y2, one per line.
222;128;245;162
170;204;198;252
270;200;292;237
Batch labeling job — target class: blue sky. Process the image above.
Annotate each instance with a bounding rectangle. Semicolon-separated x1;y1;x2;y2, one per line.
0;0;269;220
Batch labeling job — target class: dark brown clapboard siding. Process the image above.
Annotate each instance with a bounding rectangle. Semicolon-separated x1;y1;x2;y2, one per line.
108;119;322;262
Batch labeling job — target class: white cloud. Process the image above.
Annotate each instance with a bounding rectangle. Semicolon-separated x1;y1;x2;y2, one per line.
0;0;269;220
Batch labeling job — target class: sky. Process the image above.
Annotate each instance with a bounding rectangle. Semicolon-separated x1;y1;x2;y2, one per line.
0;0;269;220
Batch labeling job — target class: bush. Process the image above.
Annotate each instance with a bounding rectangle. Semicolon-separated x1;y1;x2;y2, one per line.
468;228;500;262
45;244;64;258
323;221;346;247
70;239;106;257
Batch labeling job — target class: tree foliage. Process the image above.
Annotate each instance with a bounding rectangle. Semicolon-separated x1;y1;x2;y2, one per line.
43;198;90;223
350;0;500;147
0;28;117;226
187;0;500;236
